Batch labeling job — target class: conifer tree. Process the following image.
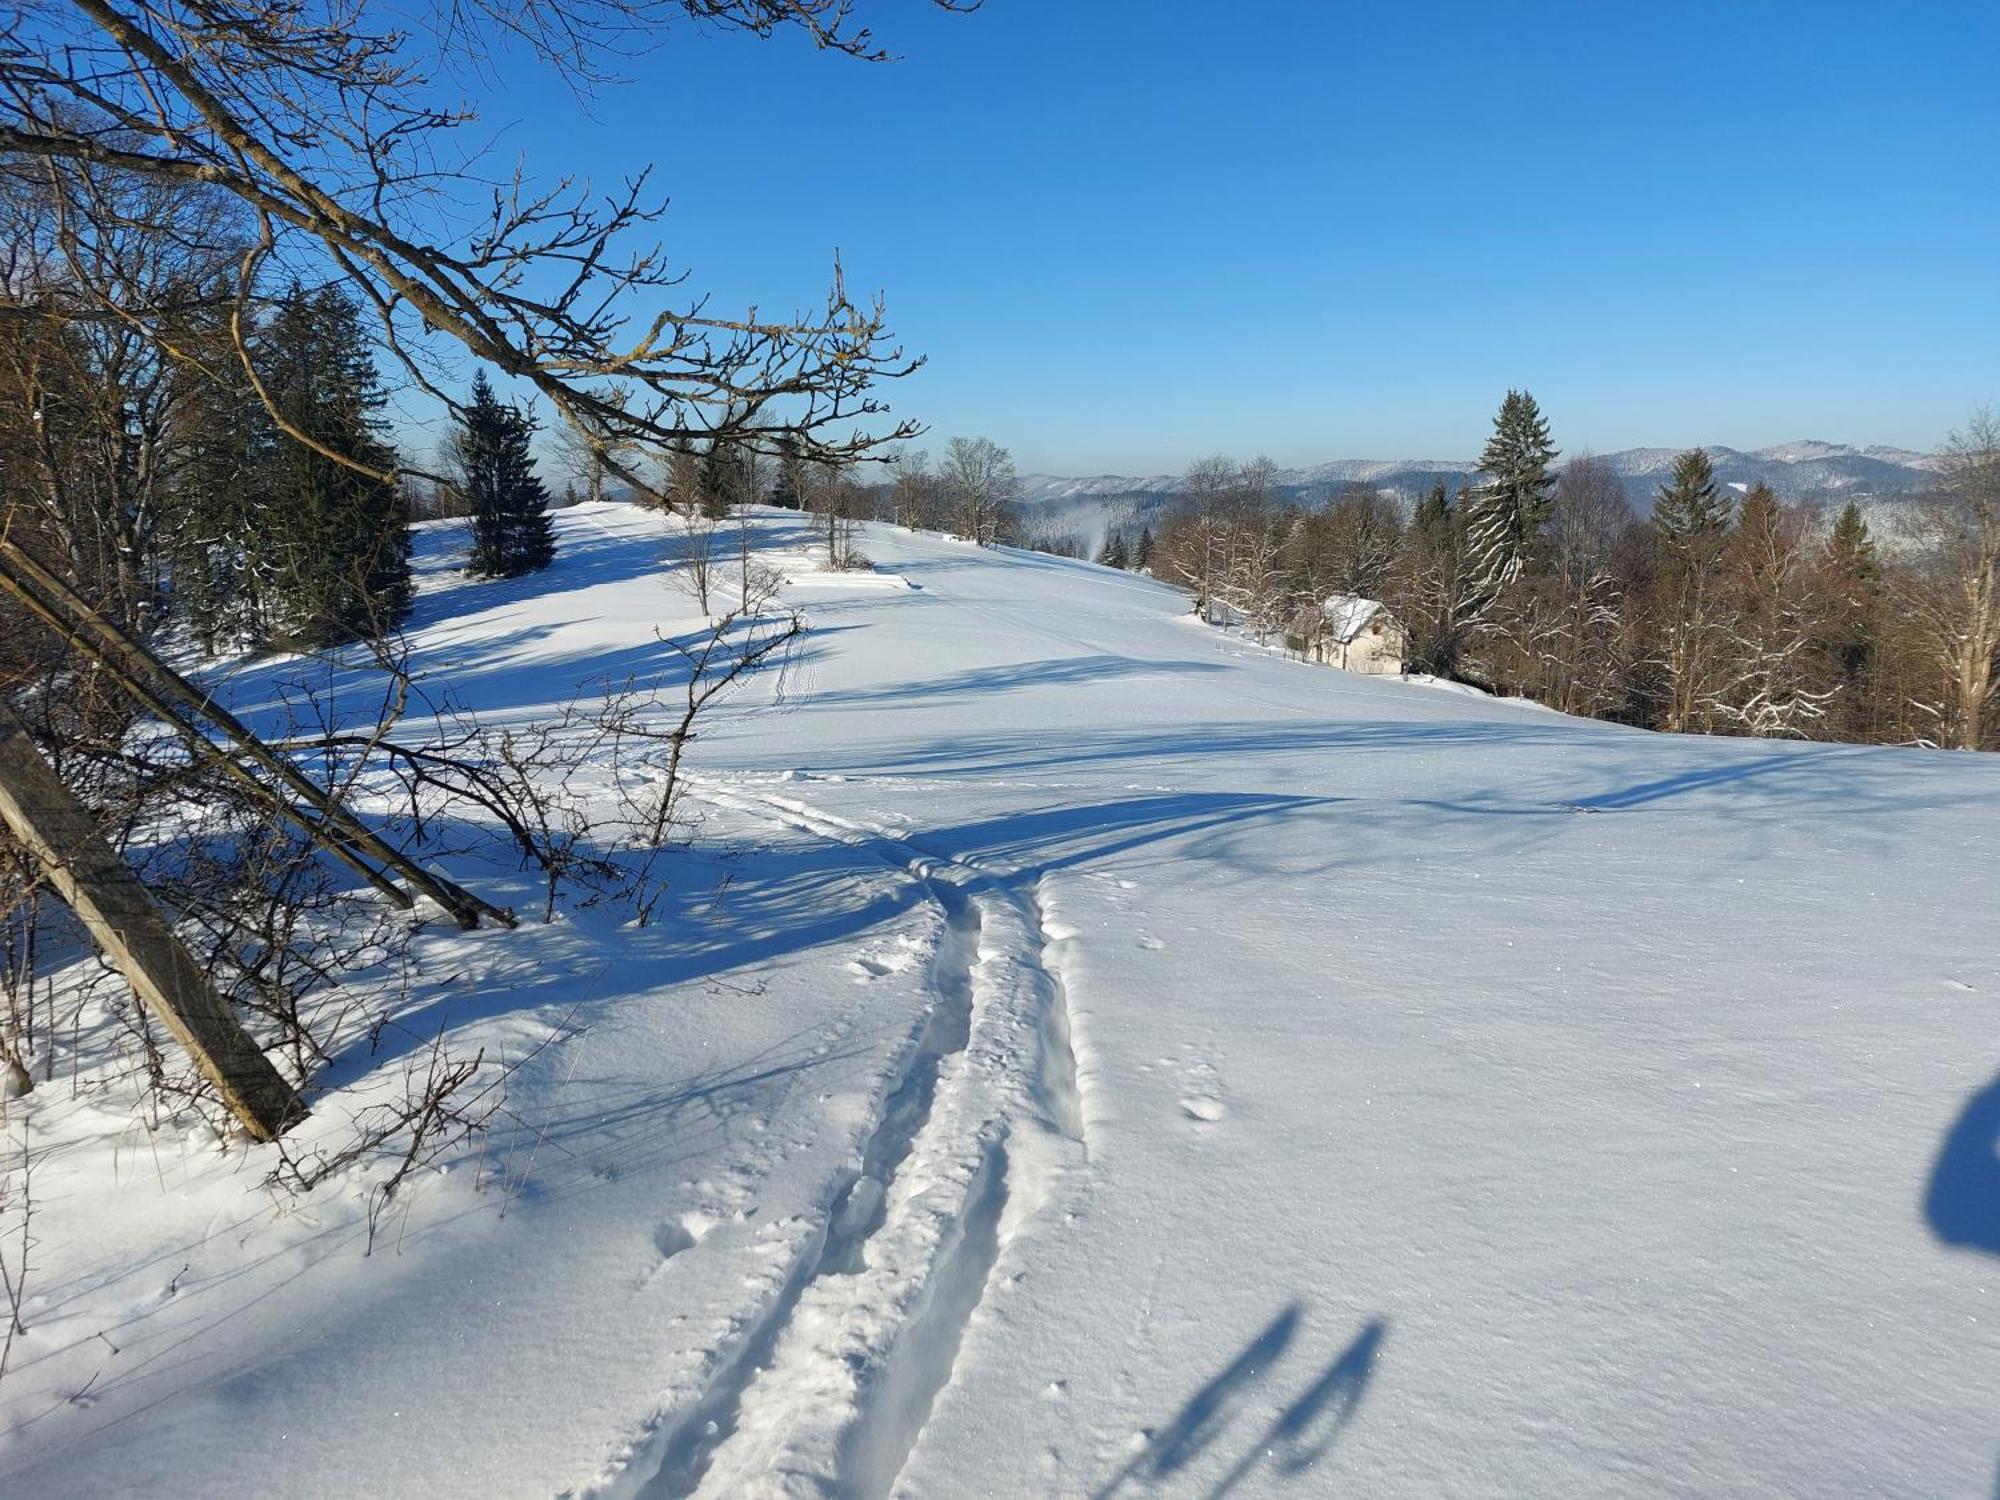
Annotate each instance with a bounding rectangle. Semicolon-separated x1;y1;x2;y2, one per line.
169;294;274;650
1652;448;1734;551
1818;503;1884;741
699;440;742;519
459;371;556;578
1401;481;1468;675
1097;532;1128;569
1649;448;1734;731
256;284;411;646
1135;525;1154;570
770;438;809;511
1462;390;1558;613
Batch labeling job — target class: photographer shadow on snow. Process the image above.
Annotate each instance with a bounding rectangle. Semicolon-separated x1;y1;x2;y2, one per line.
1092;1302;1386;1498
1921;1080;2000;1500
1923;1072;2000;1255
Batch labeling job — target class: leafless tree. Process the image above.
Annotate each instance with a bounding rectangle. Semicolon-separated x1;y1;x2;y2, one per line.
1313;484;1402;599
805;459;866;568
2;0;970;490
941;435;1018;546
1160;455;1241;621
888;447;943;530
675;507;721;613
1483;456;1630;713
1902;412;2000;749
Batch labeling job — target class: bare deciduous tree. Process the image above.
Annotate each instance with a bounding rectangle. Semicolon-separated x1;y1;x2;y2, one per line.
941;435;1018;547
888;447;943;530
1903;412;2000;750
2;0;969;488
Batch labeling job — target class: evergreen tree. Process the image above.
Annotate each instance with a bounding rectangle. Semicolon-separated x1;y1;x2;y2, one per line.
168;292;275;650
1400;480;1468;675
1462;390;1558;611
1649;448;1734;732
1134;525;1154;570
1652;448;1734;553
770;437;809;511
1820;501;1883;739
256;284;411;646
459;370;556;578
699;440;741;519
1097;532;1128;569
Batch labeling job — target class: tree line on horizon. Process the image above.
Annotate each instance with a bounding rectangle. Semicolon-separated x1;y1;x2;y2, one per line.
1078;394;1997;751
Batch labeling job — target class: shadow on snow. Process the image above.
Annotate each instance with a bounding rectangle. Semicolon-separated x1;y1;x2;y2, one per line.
1092;1302;1387;1498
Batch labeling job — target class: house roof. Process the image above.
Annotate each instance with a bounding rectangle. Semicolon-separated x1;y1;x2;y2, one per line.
1321;594;1389;643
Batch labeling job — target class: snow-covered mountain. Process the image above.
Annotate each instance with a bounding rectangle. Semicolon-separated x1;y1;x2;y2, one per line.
1015;441;1942;545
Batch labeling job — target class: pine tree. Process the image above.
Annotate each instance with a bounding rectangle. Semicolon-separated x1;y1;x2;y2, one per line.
1462;390;1558;613
1400;481;1468;675
168;293;275;650
1097;533;1128;569
256;284;411;646
1652;448;1734;553
699;440;741;519
1649;448;1735;731
1134;525;1154;570
1820;502;1882;739
1826;501;1877;579
770;438;809;511
459;370;556;578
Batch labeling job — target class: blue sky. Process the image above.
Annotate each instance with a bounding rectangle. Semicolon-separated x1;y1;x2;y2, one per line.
464;0;1998;473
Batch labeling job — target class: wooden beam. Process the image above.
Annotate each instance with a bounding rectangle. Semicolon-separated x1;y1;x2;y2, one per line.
0;539;514;930
0;702;304;1141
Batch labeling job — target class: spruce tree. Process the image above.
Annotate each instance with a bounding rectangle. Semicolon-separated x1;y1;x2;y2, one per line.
770;438;809;511
169;293;275;650
1410;481;1457;554
1652;448;1734;556
256;284;411;647
698;441;740;519
1825;502;1877;584
1134;526;1154;570
1649;449;1734;733
1403;481;1468;675
459;371;556;578
1821;501;1882;737
1462;390;1558;611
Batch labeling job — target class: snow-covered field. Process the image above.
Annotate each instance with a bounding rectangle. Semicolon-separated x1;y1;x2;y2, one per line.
5;502;1999;1498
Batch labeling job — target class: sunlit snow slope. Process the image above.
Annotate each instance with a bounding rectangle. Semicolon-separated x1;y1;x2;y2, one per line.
7;503;1999;1500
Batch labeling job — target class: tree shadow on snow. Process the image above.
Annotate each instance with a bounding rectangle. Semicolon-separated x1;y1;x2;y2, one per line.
1092;1302;1386;1498
316;790;1329;1086
802;653;1230;709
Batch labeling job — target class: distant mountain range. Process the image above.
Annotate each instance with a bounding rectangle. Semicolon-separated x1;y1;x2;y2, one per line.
1014;441;1943;547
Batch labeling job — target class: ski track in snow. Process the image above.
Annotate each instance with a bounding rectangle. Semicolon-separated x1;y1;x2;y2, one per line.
602;774;1091;1499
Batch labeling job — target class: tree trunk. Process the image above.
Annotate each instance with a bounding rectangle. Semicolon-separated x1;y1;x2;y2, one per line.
0;701;304;1140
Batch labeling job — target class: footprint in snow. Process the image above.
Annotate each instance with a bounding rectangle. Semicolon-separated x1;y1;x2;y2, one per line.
651;1215;705;1263
1137;934;1166;951
1180;1094;1227;1123
1175;1049;1226;1125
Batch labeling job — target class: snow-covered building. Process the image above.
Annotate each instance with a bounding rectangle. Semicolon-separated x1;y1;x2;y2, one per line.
1291;594;1407;675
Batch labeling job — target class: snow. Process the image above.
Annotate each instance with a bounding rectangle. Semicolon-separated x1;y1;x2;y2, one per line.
5;502;1999;1498
1319;593;1386;643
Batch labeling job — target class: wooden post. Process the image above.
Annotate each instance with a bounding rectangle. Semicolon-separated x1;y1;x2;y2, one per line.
0;702;304;1141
